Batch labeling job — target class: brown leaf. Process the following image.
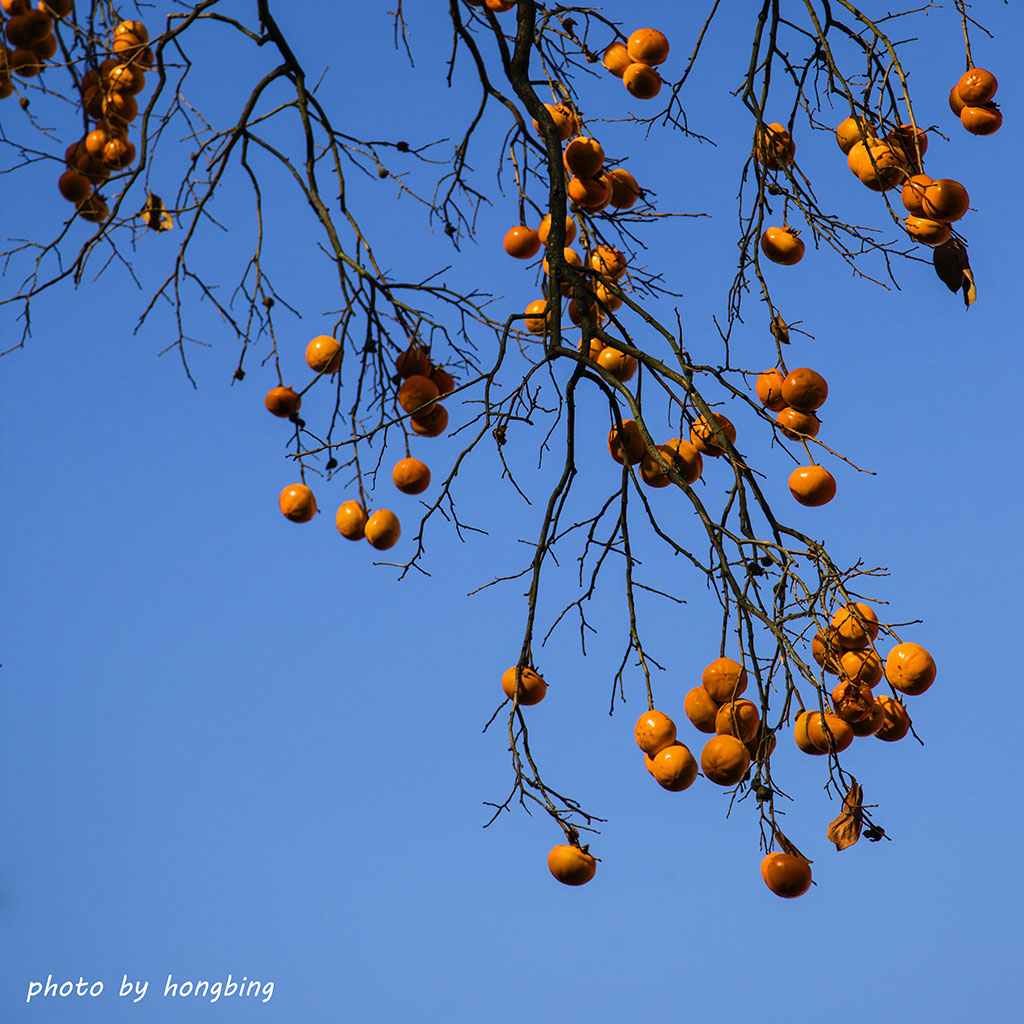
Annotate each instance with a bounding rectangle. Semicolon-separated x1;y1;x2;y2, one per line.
140;192;174;232
770;314;790;344
774;829;812;863
826;780;864;851
932;237;974;307
963;266;976;308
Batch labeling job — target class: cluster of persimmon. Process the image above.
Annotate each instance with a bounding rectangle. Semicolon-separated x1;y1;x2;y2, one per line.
600;27;669;101
57;17;154;224
271;338;455;554
754;366;836;507
802;602;936;752
0;0;70;98
949;67;1001;136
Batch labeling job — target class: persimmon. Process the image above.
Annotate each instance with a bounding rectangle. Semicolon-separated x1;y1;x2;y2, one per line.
793;710;827;755
884;642;936;696
701;657;747;702
102;137;136;170
547;844;596;886
850;700;886;737
700;734;750;786
607;420;646;465
563;137;604;178
781;367;828;412
634;710;677;756
76;194;109;223
835;115;875;154
31;33;56;59
831;679;875;724
760;226;804;265
746;729;776;762
537;214;576;247
523;299;551;335
365;509;401;550
715;699;760;744
607;168;641;209
264;385;301;418
684;685;720;733
776;407;821;441
392;457;431;495
115;20;150;43
649;743;698;792
948;83;966;117
761;853;812;899
305;335;342;374
58;170;91;203
279;483;317;523
886;124;928;165
503;225;541;259
839;647;883;688
398;375;439;416
811;629;843;674
579;337;604;361
590;245;627;280
410;404;448;438
597;347;637;382
788;466;836;507
85;126;123;157
39;0;72;15
395;345;431;379
901;173;933;217
567;173;612;210
10;48;42;76
754;123;795;170
956;67;997;105
622;62;661;99
567;297;604;328
874;695;911;742
111;32;147;59
627;27;669;65
920;179;970;223
335;500;368;540
1;0;29;12
904;216;951;247
429;365;455;396
602;41;631;78
756;369;787;412
502;666;547;706
594;281;623;313
832;602;879;650
6;10;50;46
960;103;1002;136
690;412;736;457
805;710;854;752
847;140;906;191
638;449;672;489
532;102;578;141
101;91;139;128
542;246;583;278
106;62;146;95
659;438;703;484
484;0;515;10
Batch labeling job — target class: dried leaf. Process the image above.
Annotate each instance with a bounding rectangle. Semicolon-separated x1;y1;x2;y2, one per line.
826;780;864;851
932;237;974;307
774;829;812;863
140;192;174;232
770;314;790;344
963;266;976;308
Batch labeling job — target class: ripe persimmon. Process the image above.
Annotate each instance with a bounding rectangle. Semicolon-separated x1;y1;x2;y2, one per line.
701;657;747;702
537;213;576;246
502;666;547;706
638;449;672;489
649;743;698;792
567;173;612;210
776;407;821;441
523;299;551;335
805;710;854;753
756;369;787;411
607;168;641;209
920;178;970;223
874;695;911;742
264;385;301;418
532;102;578;141
579;337;604;361
904;216;951;247
365;509;401;550
634;710;677;756
684;685;720;733
850;700;886;737
58;170;91;203
831;602;879;650
607;420;646;465
760;226;804;265
76;194;109;223
835;115;876;154
410;404;448;437
847;140;907;190
754;123;795;170
503;225;541;259
715;699;760;744
839;647;883;688
336;500;368;540
960;103;1002;136
781;367;828;412
279;483;317;523
811;629;842;674
115;20;150;43
392;457;431;495
700;734;750;786
398;374;439;416
563;136;605;178
886;124;928;166
956;67;997;105
659;438;703;484
948;83;966;117
547;844;596;886
761;852;812;898
901;173;933;217
627;27;669;65
788;465;836;507
594;281;623;313
884;642;936;696
622;62;661;99
602;41;631;78
690;412;736;457
793;710;827;755
306;335;342;375
831;679;875;724
597;347;637;382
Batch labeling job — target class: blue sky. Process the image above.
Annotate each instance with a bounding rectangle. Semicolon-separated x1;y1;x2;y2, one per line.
2;2;1023;1021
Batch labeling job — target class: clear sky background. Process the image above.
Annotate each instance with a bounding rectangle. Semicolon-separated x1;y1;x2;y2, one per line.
2;2;1023;1021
